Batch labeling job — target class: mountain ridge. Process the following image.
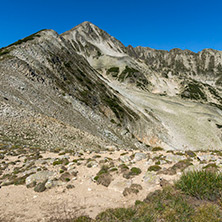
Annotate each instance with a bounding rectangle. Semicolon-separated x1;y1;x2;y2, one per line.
0;21;222;151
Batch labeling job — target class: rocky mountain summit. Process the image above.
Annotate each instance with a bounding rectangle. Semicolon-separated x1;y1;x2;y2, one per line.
0;21;222;152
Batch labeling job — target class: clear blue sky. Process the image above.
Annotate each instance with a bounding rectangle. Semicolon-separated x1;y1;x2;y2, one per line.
1;0;222;52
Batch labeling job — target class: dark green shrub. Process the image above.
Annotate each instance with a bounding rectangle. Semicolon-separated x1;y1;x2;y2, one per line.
107;67;119;74
152;147;164;151
130;167;142;175
148;165;161;172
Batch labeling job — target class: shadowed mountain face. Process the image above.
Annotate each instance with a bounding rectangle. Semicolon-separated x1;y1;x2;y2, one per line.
0;21;222;151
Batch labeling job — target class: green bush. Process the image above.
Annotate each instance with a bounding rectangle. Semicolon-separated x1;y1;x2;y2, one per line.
175;170;222;200
148;165;161;172
130;167;142;175
107;67;119;74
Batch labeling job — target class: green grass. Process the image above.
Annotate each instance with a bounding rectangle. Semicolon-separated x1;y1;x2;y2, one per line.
130;167;142;175
53;158;69;166
175;170;222;200
181;82;207;101
102;95;125;120
152;147;164;151
70;171;222;221
0;49;11;57
7;30;45;47
118;66;139;82
148;165;161;172
203;163;218;170
96;208;137;221
107;67;119;74
94;165;109;181
190;204;222;222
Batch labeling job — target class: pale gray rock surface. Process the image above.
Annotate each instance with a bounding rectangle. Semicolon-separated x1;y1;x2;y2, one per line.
0;21;222;151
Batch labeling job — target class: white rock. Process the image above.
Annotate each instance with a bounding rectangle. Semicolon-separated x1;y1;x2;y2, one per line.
120;155;131;163
133;152;147;162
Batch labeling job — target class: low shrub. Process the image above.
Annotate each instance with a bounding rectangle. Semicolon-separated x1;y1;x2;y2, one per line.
148;165;161;172
130;167;142;175
152;147;164;151
175;170;222;200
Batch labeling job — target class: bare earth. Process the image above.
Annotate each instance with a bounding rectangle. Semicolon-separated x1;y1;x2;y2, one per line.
0;147;220;221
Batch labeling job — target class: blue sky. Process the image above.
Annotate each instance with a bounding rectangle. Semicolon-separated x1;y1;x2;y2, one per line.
1;0;222;52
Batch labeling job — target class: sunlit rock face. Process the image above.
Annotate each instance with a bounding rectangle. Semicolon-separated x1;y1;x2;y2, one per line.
0;21;222;151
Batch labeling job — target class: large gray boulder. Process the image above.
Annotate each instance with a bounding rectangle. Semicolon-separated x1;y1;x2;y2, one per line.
26;171;56;188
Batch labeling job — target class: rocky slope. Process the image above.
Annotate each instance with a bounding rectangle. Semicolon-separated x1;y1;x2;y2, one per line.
0;21;222;151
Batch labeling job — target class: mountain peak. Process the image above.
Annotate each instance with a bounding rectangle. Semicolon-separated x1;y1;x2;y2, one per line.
62;21;100;36
61;21;127;57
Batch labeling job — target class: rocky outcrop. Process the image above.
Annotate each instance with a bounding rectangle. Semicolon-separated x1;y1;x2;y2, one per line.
0;21;222;151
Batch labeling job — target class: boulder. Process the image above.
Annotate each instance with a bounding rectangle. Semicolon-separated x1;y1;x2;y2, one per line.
34;180;47;192
133;152;147;162
143;171;159;185
26;171;56;188
165;154;187;163
120;155;131;163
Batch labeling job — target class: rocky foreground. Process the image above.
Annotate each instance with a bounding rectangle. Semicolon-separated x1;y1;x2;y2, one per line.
1;143;222;221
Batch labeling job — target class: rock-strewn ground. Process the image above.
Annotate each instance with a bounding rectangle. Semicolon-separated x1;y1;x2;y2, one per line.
1;143;222;221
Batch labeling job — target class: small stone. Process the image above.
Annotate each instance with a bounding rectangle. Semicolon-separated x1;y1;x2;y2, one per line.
59;172;72;182
86;161;98;168
45;180;54;189
120;155;131;163
34;181;47;192
143;172;159;185
26;181;37;188
70;170;78;177
133;152;147;162
66;184;75;189
60;166;67;171
165;154;186;163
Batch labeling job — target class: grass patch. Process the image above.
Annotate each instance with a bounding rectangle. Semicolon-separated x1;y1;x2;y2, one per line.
190;204;222;222
96;208;137;221
53;158;69;166
203;163;218;170
8;30;44;47
171;159;193;171
107;67;119;74
118;66;139;82
148;165;161;172
130;167;142;175
0;49;11;57
181;82;207;101
152;147;164;151
102;95;125;120
175;170;222;201
74;173;222;221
